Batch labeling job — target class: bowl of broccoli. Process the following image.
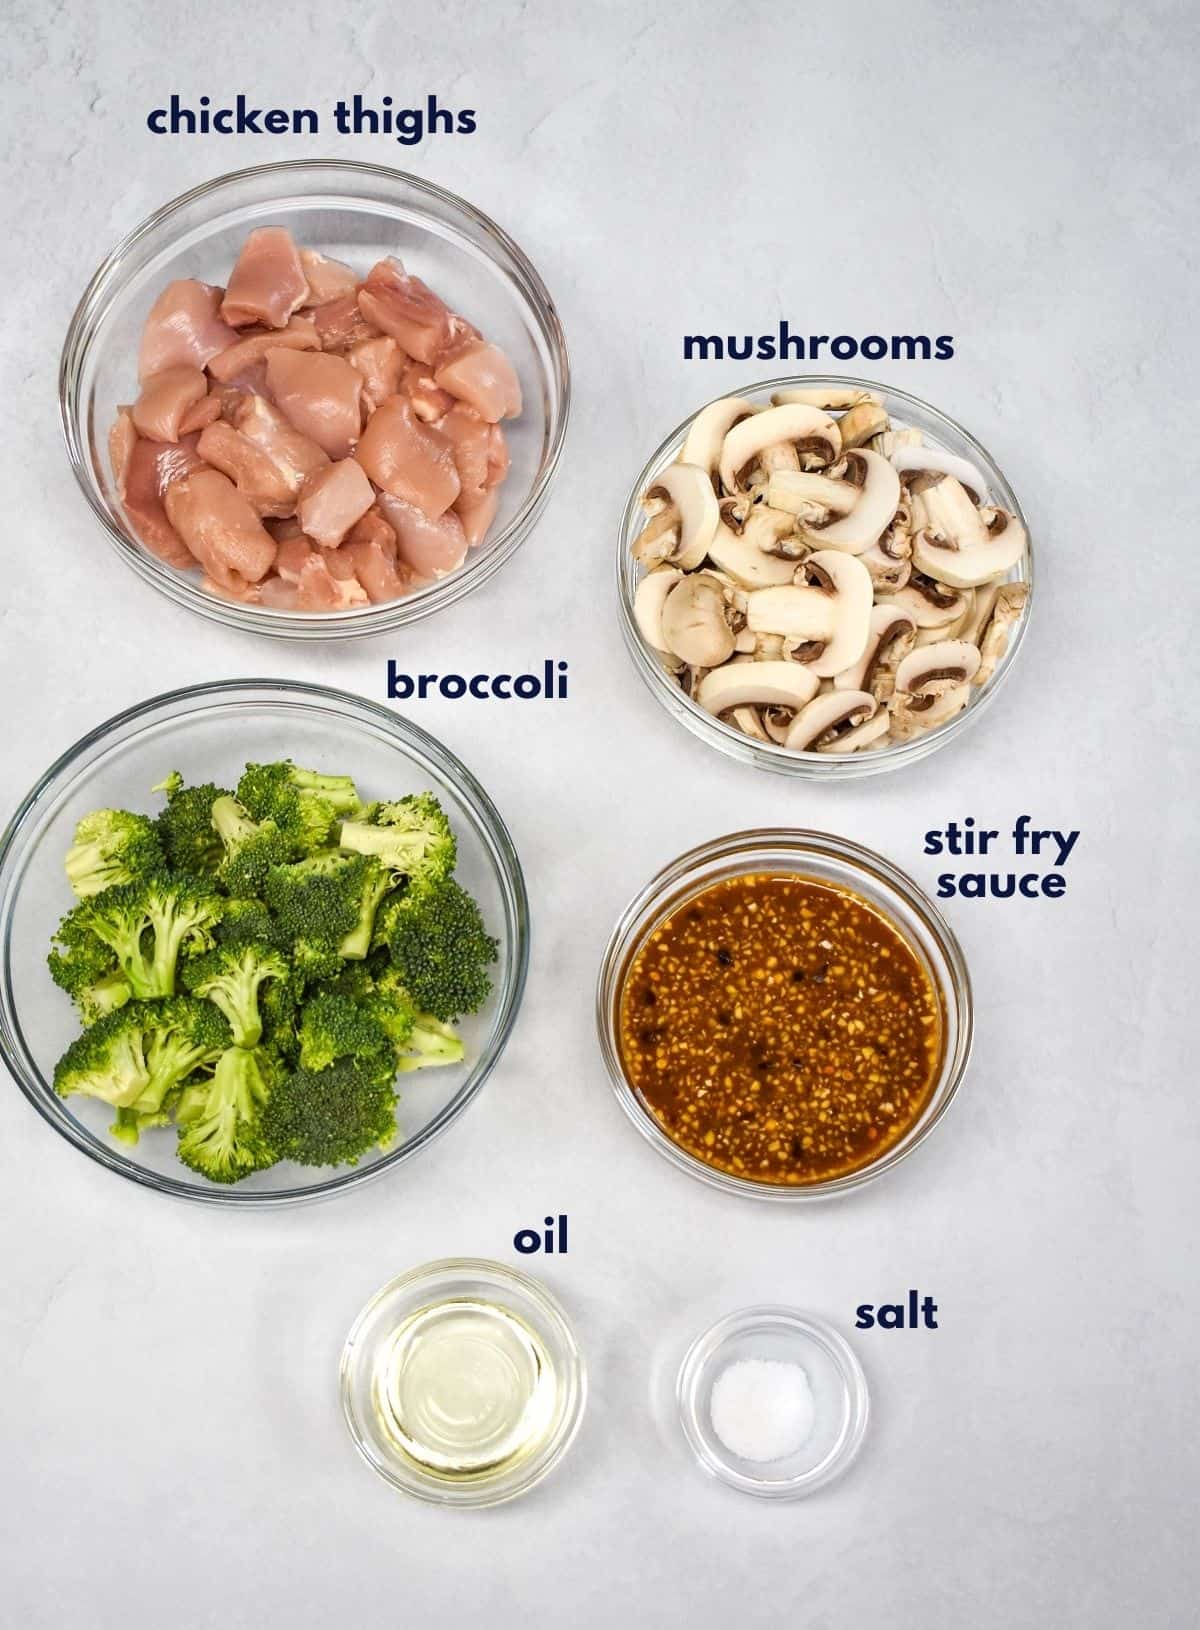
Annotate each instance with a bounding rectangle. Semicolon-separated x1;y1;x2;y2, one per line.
0;680;528;1204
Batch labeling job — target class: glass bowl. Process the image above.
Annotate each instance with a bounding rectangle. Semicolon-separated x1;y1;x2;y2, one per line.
677;1307;869;1499
340;1258;586;1507
0;680;529;1205
617;375;1033;777
596;829;972;1202
60;160;570;639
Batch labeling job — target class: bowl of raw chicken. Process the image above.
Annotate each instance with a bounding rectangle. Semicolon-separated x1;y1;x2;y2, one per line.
60;162;569;638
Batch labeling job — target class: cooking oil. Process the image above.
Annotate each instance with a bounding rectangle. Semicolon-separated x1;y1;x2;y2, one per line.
372;1297;557;1478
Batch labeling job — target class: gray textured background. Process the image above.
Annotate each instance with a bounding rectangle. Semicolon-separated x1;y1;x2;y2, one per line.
2;3;1196;1626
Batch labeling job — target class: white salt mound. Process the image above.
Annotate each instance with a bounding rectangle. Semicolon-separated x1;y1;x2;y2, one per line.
709;1357;815;1463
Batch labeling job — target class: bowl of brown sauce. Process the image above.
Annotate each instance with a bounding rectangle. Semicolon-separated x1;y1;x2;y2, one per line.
596;830;972;1200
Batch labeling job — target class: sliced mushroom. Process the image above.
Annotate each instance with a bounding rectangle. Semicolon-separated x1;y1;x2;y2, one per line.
784;690;878;751
643;462;721;570
910;474;1026;587
726;704;770;742
719;405;840;493
817;709;892;754
681;397;759;476
835;603;916;695
659;572;736;668
891;443;990;503
859;543;913;591
894;640;982;698
914;587;974;645
887;575;972;629
631;504;680;566
974;583;1028;683
799;449;901;555
705;516;797;589
633;565;683;652
890;684;971;741
836;400;890;450
745;550;872;678
697;660;821;716
765;469;860;522
772;387;883;410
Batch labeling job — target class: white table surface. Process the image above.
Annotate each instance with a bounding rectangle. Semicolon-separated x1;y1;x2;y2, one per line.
2;4;1195;1626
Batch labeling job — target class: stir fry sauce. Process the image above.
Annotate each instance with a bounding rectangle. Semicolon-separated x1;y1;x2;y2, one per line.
618;873;943;1185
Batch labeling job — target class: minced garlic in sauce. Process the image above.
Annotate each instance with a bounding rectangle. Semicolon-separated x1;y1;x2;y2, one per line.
618;872;942;1185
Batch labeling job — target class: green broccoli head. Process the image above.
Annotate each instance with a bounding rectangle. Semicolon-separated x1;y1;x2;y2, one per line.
213;897;284;952
263;851;390;968
76;970;133;1027
183;942;289;1048
53;997;230;1126
259;971;303;1064
396;1012;466;1073
49;903;120;1000
210;794;295;898
297;990;394;1073
176;1046;279;1184
64;808;165;899
386;877;497;1022
237;762;361;855
154;778;230;873
79;874;223;999
262;1056;398;1167
338;791;456;887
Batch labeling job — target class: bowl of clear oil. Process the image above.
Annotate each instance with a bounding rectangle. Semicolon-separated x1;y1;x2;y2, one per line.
340;1259;587;1506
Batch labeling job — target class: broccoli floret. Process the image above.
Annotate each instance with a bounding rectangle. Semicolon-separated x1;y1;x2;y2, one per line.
210;794;294;898
263;851;390;967
339;792;456;887
259;973;302;1064
80;874;223;999
111;1104;173;1147
183;942;289;1048
49;904;120;1000
214;897;283;952
175;1045;278;1183
77;970;133;1027
262;1056;398;1167
154;777;229;873
237;761;361;854
53;997;230;1129
386;877;497;1021
396;1012;466;1073
64;809;165;899
297;990;393;1072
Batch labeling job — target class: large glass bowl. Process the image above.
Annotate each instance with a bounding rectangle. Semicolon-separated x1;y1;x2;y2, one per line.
596;830;972;1201
617;376;1033;777
0;680;529;1205
60;160;570;639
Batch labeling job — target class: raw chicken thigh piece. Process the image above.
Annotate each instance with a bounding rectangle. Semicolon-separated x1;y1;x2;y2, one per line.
297;459;375;548
437;403;492;492
131;367;207;443
294;550;368;609
233;395;329;494
298;248;359;306
348;337;406;411
377;493;469;579
259;574;301;609
197;420;300;518
265;349;363;460
486;425;510;487
344;521;414;603
356;397;460;517
164;469;278;583
357;259;457;364
312;293;378;352
138;280;237;381
434;341;522;422
177;393;223;435
401;359;455;423
221;228;310;329
207;316;319;383
109;409;138;494
119;435;198;569
455;487;501;548
274;531;316;581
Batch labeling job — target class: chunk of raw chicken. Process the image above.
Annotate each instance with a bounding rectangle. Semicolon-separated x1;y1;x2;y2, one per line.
298;249;359;306
356;397;460;517
207;316;319;383
233;395;329;495
455;487;501;548
220;227;310;329
163;469;278;583
436;403;491;492
117;430;202;569
131;367;207;443
258;574;301;610
401;359;455;423
293;550;369;610
274;530;316;581
348;337;405;412
265;349;363;460
196;420;299;518
357;259;458;364
312;293;378;352
297;459;375;548
109;408;138;495
344;517;414;603
434;341;522;422
376;493;468;579
138;280;237;382
177;392;223;435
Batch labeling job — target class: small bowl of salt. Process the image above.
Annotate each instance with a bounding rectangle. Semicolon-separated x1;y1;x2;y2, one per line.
676;1307;869;1499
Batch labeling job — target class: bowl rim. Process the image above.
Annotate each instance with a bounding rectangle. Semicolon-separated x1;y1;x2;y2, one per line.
676;1304;870;1499
339;1256;588;1506
595;827;973;1202
616;372;1034;778
59;158;571;640
0;677;530;1206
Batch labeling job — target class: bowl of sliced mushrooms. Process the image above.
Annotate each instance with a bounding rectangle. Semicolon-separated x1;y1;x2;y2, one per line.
618;377;1032;777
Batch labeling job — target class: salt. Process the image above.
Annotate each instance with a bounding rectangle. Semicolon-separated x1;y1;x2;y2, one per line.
709;1357;815;1463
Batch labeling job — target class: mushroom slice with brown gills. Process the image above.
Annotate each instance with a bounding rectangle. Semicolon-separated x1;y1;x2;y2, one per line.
891;444;990;504
765;469;860;524
887;574;972;631
718;405;841;493
706;519;797;587
784;690;879;752
835;603;917;697
659;572;737;668
973;583;1028;683
834;399;890;450
634;462;720;570
746;550;873;679
910;474;1027;587
771;387;884;410
696;661;821;718
796;449;901;555
727;704;771;742
680;396;760;477
889;640;980;740
633;565;684;653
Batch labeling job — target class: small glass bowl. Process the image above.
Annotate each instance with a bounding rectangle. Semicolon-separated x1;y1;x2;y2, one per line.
60;160;570;639
617;375;1033;777
596;829;972;1201
677;1307;869;1499
0;680;528;1206
340;1258;587;1507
